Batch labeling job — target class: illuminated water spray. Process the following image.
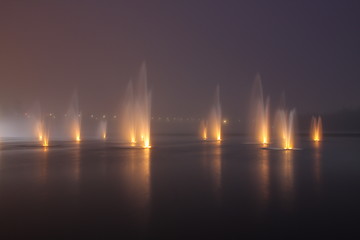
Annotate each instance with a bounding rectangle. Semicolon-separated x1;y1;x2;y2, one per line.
201;85;221;141
28;103;49;146
275;108;296;150
67;92;81;142
121;63;152;148
249;74;270;145
99;119;107;140
42;126;50;147
200;120;207;140
311;116;322;142
36;119;45;142
35;118;49;147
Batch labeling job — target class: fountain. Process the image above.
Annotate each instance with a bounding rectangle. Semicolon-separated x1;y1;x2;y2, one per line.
200;120;207;140
28;103;49;146
66;91;81;142
201;85;221;141
249;74;270;145
36;119;45;142
275;108;296;150
41;124;50;147
311;116;322;142
120;63;152;148
98;119;107;140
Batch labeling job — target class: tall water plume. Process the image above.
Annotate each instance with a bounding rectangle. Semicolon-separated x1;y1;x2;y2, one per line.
120;63;152;148
98;119;107;140
275;108;296;150
201;85;221;141
249;74;270;145
28;103;49;146
66;91;81;142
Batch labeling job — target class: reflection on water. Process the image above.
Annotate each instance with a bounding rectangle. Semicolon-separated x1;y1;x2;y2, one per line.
257;150;270;208
73;144;81;183
121;148;151;225
202;141;222;202
313;141;322;188
280;151;294;210
38;148;48;185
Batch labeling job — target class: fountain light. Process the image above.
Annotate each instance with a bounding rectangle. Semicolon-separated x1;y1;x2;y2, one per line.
203;130;207;140
67;91;82;143
201;85;221;141
311;116;322;142
200;120;207;140
42;137;49;147
276;108;296;150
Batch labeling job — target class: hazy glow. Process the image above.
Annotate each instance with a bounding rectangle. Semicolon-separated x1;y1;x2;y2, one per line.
120;63;152;148
276;108;296;150
249;74;270;145
311;116;322;142
202;85;221;141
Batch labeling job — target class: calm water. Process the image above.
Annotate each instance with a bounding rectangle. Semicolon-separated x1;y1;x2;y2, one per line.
1;135;360;239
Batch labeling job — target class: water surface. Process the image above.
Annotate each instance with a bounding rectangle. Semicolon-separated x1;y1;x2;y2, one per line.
0;135;359;239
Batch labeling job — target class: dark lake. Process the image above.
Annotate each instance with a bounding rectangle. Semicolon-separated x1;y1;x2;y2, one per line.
1;135;360;239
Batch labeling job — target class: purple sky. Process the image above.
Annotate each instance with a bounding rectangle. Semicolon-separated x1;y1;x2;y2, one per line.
1;0;359;118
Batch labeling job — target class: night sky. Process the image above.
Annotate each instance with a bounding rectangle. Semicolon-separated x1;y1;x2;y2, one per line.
1;0;360;118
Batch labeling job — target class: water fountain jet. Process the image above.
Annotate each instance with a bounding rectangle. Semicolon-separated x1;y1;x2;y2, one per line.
249;74;270;145
201;85;221;141
98;119;107;140
275;108;296;150
66;91;81;142
311;116;322;142
120;63;152;148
